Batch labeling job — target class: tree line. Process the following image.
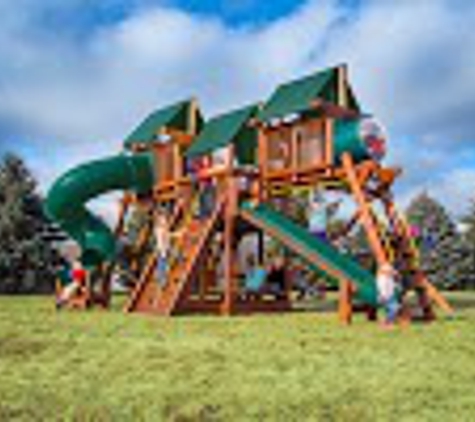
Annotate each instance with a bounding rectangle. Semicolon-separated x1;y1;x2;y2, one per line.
0;152;474;294
0;154;61;293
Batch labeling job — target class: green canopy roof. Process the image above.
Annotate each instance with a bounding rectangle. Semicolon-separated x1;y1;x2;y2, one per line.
258;66;359;122
185;103;260;164
124;99;203;148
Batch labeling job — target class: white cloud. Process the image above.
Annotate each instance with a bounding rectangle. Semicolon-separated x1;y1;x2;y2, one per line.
429;168;475;216
320;0;475;144
0;0;474;220
397;167;475;218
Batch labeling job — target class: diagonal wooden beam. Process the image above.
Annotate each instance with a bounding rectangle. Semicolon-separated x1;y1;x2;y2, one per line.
416;273;454;315
341;153;389;267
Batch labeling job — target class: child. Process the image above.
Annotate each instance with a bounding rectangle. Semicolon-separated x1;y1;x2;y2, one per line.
376;263;400;327
307;190;341;243
155;213;184;285
155;214;171;285
200;178;215;219
308;191;328;242
56;260;88;308
293;263;313;300
192;155;215;220
267;256;287;300
244;254;267;298
187;157;203;219
294;262;325;300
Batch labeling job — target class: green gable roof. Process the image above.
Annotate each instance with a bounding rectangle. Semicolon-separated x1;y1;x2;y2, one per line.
258;68;335;122
124;99;203;148
186;103;259;164
258;66;359;122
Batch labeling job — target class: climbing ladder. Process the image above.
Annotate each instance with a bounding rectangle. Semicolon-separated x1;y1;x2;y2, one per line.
383;203;453;318
125;191;226;315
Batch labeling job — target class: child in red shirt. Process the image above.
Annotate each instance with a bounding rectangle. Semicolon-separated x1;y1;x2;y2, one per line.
71;264;87;287
56;260;88;308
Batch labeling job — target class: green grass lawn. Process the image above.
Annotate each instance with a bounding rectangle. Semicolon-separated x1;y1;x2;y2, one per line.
1;293;475;421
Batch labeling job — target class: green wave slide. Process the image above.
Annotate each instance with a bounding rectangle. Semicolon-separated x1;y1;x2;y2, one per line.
45;153;155;267
240;202;378;306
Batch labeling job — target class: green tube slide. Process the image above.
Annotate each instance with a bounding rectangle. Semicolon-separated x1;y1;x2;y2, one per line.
45;153;156;267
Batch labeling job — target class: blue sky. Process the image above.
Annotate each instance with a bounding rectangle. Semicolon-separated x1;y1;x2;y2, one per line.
0;0;474;220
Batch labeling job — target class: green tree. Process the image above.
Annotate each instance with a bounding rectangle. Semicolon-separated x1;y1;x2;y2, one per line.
0;153;60;293
463;197;475;243
405;192;468;289
459;197;475;288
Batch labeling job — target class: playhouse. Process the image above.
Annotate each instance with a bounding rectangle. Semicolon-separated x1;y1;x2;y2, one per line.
46;65;453;322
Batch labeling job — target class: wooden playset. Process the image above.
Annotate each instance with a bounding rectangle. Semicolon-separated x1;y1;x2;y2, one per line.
46;65;453;322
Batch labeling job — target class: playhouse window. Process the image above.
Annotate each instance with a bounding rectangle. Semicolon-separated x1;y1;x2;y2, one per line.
295;121;324;168
267;127;291;171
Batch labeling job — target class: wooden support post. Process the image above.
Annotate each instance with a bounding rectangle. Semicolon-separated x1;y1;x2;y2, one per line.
221;159;238;315
115;196;130;237
222;200;235;314
257;127;268;203
342;153;389;267
338;279;353;324
173;142;182;200
323;118;334;169
97;195;130;308
99;262;112;308
154;141;164;188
